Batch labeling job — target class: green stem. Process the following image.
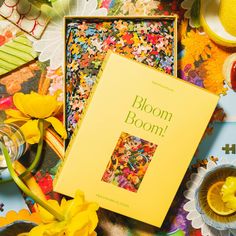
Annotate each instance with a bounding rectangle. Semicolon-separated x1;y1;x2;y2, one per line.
0;119;44;183
20;119;44;178
0;142;65;222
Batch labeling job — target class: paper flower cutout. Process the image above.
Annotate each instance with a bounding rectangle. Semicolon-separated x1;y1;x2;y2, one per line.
4;92;67;144
183;159;236;236
0;209;42;227
32;0;107;69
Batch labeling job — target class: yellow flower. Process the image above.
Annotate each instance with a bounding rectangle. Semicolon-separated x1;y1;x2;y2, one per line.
221;176;236;210
5;92;67;144
19;190;99;236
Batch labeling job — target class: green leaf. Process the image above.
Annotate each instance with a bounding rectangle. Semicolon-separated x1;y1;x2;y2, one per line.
190;0;201;28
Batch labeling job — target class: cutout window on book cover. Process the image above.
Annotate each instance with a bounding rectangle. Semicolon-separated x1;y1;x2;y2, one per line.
101;132;157;193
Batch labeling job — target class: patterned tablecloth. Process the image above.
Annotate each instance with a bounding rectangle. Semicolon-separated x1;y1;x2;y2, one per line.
0;0;235;235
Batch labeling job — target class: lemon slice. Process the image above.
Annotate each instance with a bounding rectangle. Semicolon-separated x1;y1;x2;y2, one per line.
207;181;236;216
200;0;236;47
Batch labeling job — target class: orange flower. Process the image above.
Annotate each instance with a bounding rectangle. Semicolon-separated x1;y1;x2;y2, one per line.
182;30;211;60
202;43;230;95
0;209;42;227
178;19;188;41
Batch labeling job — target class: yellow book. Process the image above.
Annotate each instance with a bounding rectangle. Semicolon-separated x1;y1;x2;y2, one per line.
54;51;219;227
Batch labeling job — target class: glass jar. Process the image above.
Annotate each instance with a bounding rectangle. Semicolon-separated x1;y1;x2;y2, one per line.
0;123;26;171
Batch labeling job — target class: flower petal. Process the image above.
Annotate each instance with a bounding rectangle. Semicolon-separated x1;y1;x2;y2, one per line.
45;117;67;139
51;0;69;17
190;173;203;185
38;39;61;62
13;93;29;115
14;92;61;118
37;200;60;223
88;211;98;234
5;109;30;121
44;221;66;235
186;210;200;221
28;222;56;236
71;225;89;236
207;160;217;170
192;215;204;229
89;231;97;236
64;190;85;219
87;202;99;212
83;0;97;15
201;224;211;236
74;0;86;15
20;120;40;144
90;8;107;16
183;190;195;200
183;200;196;211
49;42;64;70
4;118;27;123
68;211;90;235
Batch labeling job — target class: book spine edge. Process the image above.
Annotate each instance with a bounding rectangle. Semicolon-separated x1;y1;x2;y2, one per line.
53;51;112;190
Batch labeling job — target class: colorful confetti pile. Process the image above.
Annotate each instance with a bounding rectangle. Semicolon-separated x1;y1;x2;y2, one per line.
66;18;175;138
101;132;157;192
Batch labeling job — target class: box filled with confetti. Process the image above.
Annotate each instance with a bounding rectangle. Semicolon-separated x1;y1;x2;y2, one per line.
65;16;177;140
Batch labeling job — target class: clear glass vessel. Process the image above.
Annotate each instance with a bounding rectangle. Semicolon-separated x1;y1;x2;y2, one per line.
0;123;26;171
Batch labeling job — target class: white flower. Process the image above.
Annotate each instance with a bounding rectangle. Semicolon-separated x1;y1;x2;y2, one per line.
32;0;107;69
183;159;236;236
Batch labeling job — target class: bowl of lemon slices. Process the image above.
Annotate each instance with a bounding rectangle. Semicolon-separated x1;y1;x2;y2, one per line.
200;0;236;47
195;164;236;230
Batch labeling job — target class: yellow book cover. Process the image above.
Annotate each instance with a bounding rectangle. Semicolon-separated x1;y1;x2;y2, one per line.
54;51;219;227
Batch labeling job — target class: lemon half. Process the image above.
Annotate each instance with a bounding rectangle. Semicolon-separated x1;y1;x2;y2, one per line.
219;0;236;37
200;0;236;47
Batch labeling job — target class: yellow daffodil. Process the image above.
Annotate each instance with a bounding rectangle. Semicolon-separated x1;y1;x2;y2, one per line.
19;190;99;236
5;92;67;144
221;176;236;210
0;142;97;236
